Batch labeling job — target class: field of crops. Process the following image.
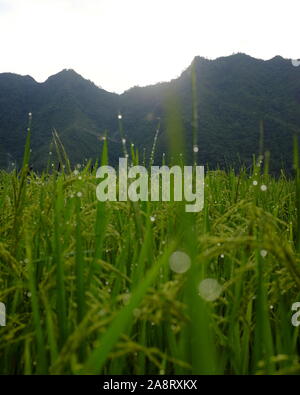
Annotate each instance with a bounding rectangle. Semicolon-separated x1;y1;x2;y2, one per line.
0;128;300;375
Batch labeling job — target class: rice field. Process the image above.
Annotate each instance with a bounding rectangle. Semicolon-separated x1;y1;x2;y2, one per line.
0;128;300;375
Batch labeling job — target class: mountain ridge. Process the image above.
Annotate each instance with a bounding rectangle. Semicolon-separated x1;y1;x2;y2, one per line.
2;53;294;93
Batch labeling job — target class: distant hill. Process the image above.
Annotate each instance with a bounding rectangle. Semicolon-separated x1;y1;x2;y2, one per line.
0;69;120;170
1;54;300;173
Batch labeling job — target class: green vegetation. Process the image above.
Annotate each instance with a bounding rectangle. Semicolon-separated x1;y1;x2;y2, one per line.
0;126;300;375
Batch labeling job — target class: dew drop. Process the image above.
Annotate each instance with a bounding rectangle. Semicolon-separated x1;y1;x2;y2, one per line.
169;251;191;274
198;278;222;301
260;249;268;258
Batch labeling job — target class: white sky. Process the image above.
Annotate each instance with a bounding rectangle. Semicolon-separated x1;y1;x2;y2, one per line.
0;0;299;93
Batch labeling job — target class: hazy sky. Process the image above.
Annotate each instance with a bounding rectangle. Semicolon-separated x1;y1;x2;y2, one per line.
0;0;299;93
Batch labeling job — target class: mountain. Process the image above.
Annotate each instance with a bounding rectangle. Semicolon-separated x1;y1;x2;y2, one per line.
121;54;300;173
1;54;300;173
0;69;120;170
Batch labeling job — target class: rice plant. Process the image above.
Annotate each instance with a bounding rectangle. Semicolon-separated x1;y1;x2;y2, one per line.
0;121;300;375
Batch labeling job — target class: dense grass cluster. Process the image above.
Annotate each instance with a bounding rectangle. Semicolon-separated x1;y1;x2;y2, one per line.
1;129;300;375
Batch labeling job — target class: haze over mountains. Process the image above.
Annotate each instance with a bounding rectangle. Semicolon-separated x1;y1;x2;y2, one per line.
1;53;300;173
